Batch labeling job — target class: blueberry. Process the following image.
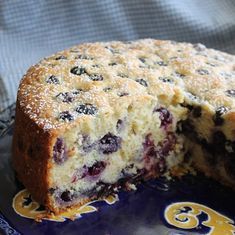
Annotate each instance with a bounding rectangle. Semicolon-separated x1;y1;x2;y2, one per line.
143;134;154;149
60;190;72;202
56;91;79;103
76;54;93;60
70;66;86;75
159;133;176;156
118;73;128;78
76;103;97;115
92;64;100;68
159;77;173;83
213;106;229;126
143;134;157;161
59;111;74;121
192;106;202;118
55;55;67;60
56;92;68;101
154;107;173;128
135;79;148;87
103;87;112;92
142;134;167;174
156;61;167;66
139;57;146;63
118;92;129;97
215;106;229;116
88;161;106;176
116;119;123;131
46;75;59;84
99;133;121;154
72;89;82;95
72;161;106;182
53;138;67;164
108;62;118;66
144;143;156;159
175;72;185;78
89;74;103;81
196;69;209;75
226;90;235;97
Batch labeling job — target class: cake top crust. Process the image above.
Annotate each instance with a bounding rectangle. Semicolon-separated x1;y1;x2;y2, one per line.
17;39;235;130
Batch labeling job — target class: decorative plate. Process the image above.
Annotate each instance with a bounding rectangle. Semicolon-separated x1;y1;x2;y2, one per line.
1;104;235;235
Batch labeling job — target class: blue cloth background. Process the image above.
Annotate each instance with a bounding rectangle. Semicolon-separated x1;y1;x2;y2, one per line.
1;0;235;111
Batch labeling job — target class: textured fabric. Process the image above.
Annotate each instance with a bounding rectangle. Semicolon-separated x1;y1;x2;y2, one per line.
1;0;235;111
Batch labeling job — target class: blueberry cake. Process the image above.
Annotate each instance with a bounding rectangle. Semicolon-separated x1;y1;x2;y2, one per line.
12;39;235;214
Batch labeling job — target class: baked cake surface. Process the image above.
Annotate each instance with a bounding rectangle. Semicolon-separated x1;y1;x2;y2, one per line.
12;39;235;214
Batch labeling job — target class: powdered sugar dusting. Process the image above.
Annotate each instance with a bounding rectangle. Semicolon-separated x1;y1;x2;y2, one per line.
17;39;235;130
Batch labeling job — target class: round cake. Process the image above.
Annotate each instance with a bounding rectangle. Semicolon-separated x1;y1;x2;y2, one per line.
12;39;235;214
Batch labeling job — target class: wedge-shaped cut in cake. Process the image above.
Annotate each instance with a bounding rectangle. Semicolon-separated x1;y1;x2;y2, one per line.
12;39;235;214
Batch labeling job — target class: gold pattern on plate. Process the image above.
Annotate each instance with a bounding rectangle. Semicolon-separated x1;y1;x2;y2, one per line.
12;189;118;222
164;201;235;235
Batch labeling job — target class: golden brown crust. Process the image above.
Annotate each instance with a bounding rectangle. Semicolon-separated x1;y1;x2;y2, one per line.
12;100;53;207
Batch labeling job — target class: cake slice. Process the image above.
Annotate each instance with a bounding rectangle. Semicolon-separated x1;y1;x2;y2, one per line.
12;39;235;214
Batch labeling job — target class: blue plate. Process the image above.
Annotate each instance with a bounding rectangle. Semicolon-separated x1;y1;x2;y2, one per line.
1;104;235;235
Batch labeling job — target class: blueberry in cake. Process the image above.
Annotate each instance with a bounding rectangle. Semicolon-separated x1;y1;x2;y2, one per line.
12;39;235;214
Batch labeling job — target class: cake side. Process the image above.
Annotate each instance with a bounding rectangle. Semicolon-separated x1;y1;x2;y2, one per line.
12;100;52;206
